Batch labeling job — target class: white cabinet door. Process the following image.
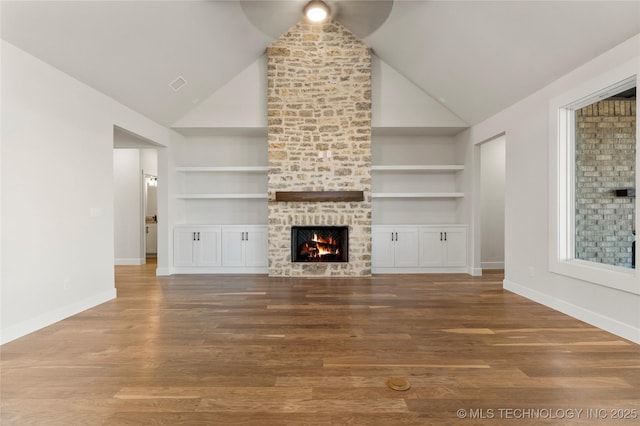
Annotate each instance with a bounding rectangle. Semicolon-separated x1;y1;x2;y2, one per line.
174;226;221;267
174;227;198;267
420;228;445;267
420;226;467;267
394;228;420;267
175;225;265;272
222;228;245;267
222;226;268;268
244;227;268;267
372;226;396;267
374;225;468;272
443;227;467;267
198;228;222;267
372;226;419;268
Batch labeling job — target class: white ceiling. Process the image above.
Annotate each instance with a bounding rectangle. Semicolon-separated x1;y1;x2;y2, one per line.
2;1;639;128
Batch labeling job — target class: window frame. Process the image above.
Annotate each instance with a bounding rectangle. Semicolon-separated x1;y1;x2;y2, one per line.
549;62;638;295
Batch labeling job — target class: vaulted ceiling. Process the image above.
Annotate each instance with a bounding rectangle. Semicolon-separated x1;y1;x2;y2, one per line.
2;1;639;128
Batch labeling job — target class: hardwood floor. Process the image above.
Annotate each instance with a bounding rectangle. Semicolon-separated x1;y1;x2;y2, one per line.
2;263;639;425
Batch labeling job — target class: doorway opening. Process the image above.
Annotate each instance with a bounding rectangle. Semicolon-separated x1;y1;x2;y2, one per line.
144;173;158;260
113;126;160;266
479;135;506;272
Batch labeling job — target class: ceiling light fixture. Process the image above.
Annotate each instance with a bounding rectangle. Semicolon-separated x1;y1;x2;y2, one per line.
304;0;330;23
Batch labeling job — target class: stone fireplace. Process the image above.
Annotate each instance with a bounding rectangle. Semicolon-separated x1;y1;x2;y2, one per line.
267;19;372;276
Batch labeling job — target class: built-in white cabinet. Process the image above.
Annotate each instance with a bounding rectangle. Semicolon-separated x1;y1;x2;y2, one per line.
222;226;268;268
173;225;267;273
174;226;222;267
420;226;467;268
372;226;420;268
372;225;468;273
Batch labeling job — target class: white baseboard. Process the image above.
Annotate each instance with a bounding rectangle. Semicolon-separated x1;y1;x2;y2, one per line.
481;261;504;270
155;267;270;276
115;258;145;266
171;266;269;275
1;289;117;345
503;279;639;344
372;266;469;274
469;267;483;276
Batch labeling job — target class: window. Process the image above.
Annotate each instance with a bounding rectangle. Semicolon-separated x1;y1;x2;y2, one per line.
550;66;638;294
574;86;636;268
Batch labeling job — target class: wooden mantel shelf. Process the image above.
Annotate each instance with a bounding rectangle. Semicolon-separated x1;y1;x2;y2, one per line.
275;191;365;202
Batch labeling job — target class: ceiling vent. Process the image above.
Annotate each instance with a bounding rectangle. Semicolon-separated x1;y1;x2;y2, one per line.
168;76;187;92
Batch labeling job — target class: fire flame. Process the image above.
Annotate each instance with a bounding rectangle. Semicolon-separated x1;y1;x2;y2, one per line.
303;232;340;259
312;233;335;245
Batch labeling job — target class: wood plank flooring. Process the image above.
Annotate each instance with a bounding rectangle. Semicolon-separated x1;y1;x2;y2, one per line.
2;263;639;425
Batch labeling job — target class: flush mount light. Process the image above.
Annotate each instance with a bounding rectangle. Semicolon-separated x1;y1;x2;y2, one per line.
304;0;330;23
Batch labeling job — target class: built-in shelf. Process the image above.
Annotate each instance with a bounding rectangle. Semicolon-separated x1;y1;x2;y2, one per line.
175;166;268;201
176;166;268;172
372;165;464;172
372;192;464;199
176;193;268;199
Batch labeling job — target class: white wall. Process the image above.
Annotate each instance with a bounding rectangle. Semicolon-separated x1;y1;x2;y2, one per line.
156;131;183;276
455;128;478;275
113;149;143;265
463;35;640;343
480;136;505;269
172;55;268;129
370;55;468;130
140;149;158;176
173;52;469;130
1;41;170;344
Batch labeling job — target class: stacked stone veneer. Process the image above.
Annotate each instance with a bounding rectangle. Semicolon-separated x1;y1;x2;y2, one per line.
267;19;372;276
575;99;636;268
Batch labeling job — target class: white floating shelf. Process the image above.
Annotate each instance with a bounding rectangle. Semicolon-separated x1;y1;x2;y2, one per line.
372;192;465;199
176;193;268;199
176;166;268;172
371;165;464;171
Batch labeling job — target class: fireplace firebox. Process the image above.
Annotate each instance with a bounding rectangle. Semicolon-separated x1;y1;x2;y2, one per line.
291;226;348;263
